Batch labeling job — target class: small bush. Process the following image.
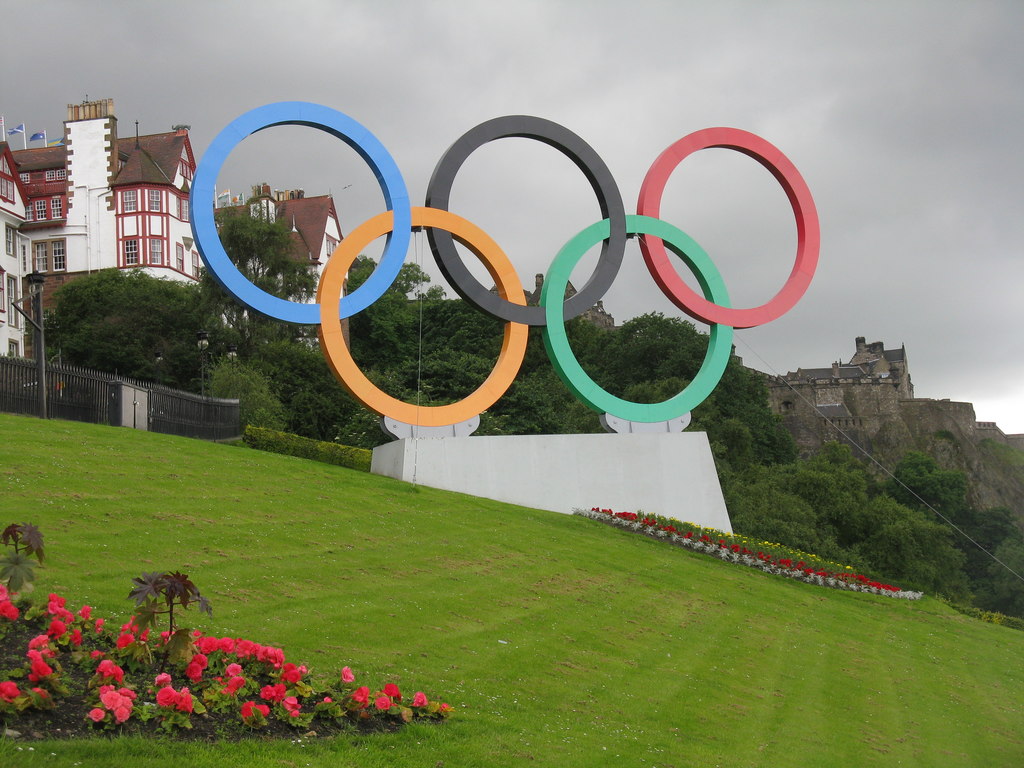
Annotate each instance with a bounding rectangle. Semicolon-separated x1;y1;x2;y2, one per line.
243;426;372;473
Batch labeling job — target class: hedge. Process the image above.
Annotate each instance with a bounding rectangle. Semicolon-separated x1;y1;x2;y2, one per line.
243;426;372;473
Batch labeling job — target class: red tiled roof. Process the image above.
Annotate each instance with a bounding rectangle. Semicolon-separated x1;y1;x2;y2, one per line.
113;133;187;187
11;145;66;172
277;195;335;262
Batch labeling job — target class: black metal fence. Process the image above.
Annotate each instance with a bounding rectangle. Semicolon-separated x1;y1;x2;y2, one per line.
0;356;239;441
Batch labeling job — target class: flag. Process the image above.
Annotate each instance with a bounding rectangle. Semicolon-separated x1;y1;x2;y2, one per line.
47;139;64;147
29;131;45;142
7;124;24;136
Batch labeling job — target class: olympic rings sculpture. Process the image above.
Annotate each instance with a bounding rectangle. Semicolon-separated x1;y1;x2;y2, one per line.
191;102;819;435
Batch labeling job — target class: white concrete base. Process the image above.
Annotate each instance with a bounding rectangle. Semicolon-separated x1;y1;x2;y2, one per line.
371;432;732;533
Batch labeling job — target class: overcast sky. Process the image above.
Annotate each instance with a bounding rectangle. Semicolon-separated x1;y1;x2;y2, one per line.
5;0;1023;431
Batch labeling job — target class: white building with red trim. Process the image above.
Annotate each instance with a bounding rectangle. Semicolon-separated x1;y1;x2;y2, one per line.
2;98;344;358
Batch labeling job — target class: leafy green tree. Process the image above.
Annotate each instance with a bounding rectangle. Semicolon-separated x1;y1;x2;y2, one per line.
198;208;317;357
47;269;203;389
208;359;286;430
886;451;968;518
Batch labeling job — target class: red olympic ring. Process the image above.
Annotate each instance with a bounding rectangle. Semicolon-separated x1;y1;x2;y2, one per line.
637;127;820;329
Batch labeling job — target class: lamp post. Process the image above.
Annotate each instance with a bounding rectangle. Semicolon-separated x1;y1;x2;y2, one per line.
12;272;47;418
226;344;237;361
197;330;209;397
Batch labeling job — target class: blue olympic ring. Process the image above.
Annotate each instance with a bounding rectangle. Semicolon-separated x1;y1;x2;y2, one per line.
190;102;411;324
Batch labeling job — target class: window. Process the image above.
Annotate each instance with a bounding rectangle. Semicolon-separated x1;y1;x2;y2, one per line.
8;341;18;357
178;197;189;222
0;177;14;201
0;273;4;310
34;200;48;220
176;243;185;271
148;190;161;212
21;242;27;272
4;226;12;256
20;173;29;183
35;242;48;272
150;238;163;265
51;196;63;219
52;240;66;271
192;252;200;277
123;190;137;212
124;239;139;266
45;169;66;181
7;276;17;328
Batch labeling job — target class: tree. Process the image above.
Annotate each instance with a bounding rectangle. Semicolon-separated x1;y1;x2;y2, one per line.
208;360;286;430
47;269;204;390
198;208;317;357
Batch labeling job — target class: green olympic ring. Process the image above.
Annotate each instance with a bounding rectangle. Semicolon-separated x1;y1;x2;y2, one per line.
541;215;733;423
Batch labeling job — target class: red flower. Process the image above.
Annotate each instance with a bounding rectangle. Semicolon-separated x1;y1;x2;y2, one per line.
281;663;302;684
88;708;106;723
96;659;125;684
0;681;20;702
375;695;392;710
223;676;246;696
176;687;194;713
78;605;92;620
115;632;135;649
412;691;428;707
156;686;179;708
259;683;286;703
352;686;370;707
0;601;18;621
27;650;53;682
383;683;402;701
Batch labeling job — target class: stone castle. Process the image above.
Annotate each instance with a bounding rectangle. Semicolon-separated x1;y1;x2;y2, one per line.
766;337;1024;466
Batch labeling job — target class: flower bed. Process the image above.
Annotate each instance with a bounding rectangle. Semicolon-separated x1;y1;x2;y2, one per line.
0;586;451;741
576;507;923;600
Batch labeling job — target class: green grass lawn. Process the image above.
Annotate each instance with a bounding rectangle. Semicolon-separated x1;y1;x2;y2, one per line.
2;412;1023;767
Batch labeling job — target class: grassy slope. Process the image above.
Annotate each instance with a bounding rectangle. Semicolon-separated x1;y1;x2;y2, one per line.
1;413;1022;768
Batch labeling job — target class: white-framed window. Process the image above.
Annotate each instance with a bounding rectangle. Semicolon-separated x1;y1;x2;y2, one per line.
0;272;4;310
8;340;18;357
52;240;66;271
35;242;48;272
150;238;163;265
4;226;12;256
148;189;161;212
21;242;28;272
34;200;47;220
51;196;63;218
45;169;66;182
176;243;185;271
19;173;29;183
178;197;189;222
6;276;17;328
192;251;200;277
124;239;139;266
123;189;137;212
0;177;14;201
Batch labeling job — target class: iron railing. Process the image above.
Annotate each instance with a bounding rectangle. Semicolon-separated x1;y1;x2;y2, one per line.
0;356;239;440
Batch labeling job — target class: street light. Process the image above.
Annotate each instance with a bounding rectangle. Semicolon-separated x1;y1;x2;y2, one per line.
12;272;47;418
226;344;237;361
197;330;209;397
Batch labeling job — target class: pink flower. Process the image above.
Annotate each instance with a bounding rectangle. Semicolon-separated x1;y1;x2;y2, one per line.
224;676;246;695
176;688;193;713
323;696;333;703
156;686;179;708
154;672;172;687
282;696;301;715
341;666;355;683
383;683;402;701
28;634;49;651
115;632;134;649
219;637;236;653
88;708;106;723
113;705;132;723
100;689;123;709
412;691;428;707
225;663;243;677
281;663;302;683
47;619;67;637
27;650;53;682
375;695;392;710
78;605;92;620
185;661;204;682
0;601;18;621
96;659;125;684
352;686;370;706
95;618;105;633
90;650;105;660
70;628;83;647
259;683;286;703
196;636;220;655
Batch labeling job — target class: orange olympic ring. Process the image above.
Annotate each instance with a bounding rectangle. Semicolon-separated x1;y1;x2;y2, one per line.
317;207;529;427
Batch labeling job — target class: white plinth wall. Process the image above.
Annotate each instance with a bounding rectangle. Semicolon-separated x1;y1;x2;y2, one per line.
371;432;732;533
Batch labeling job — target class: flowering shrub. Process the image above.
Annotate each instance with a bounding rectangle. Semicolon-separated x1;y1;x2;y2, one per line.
0;588;453;739
578;507;924;600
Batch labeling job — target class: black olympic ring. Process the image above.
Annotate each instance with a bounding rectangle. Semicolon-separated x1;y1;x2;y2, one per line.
424;115;627;326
